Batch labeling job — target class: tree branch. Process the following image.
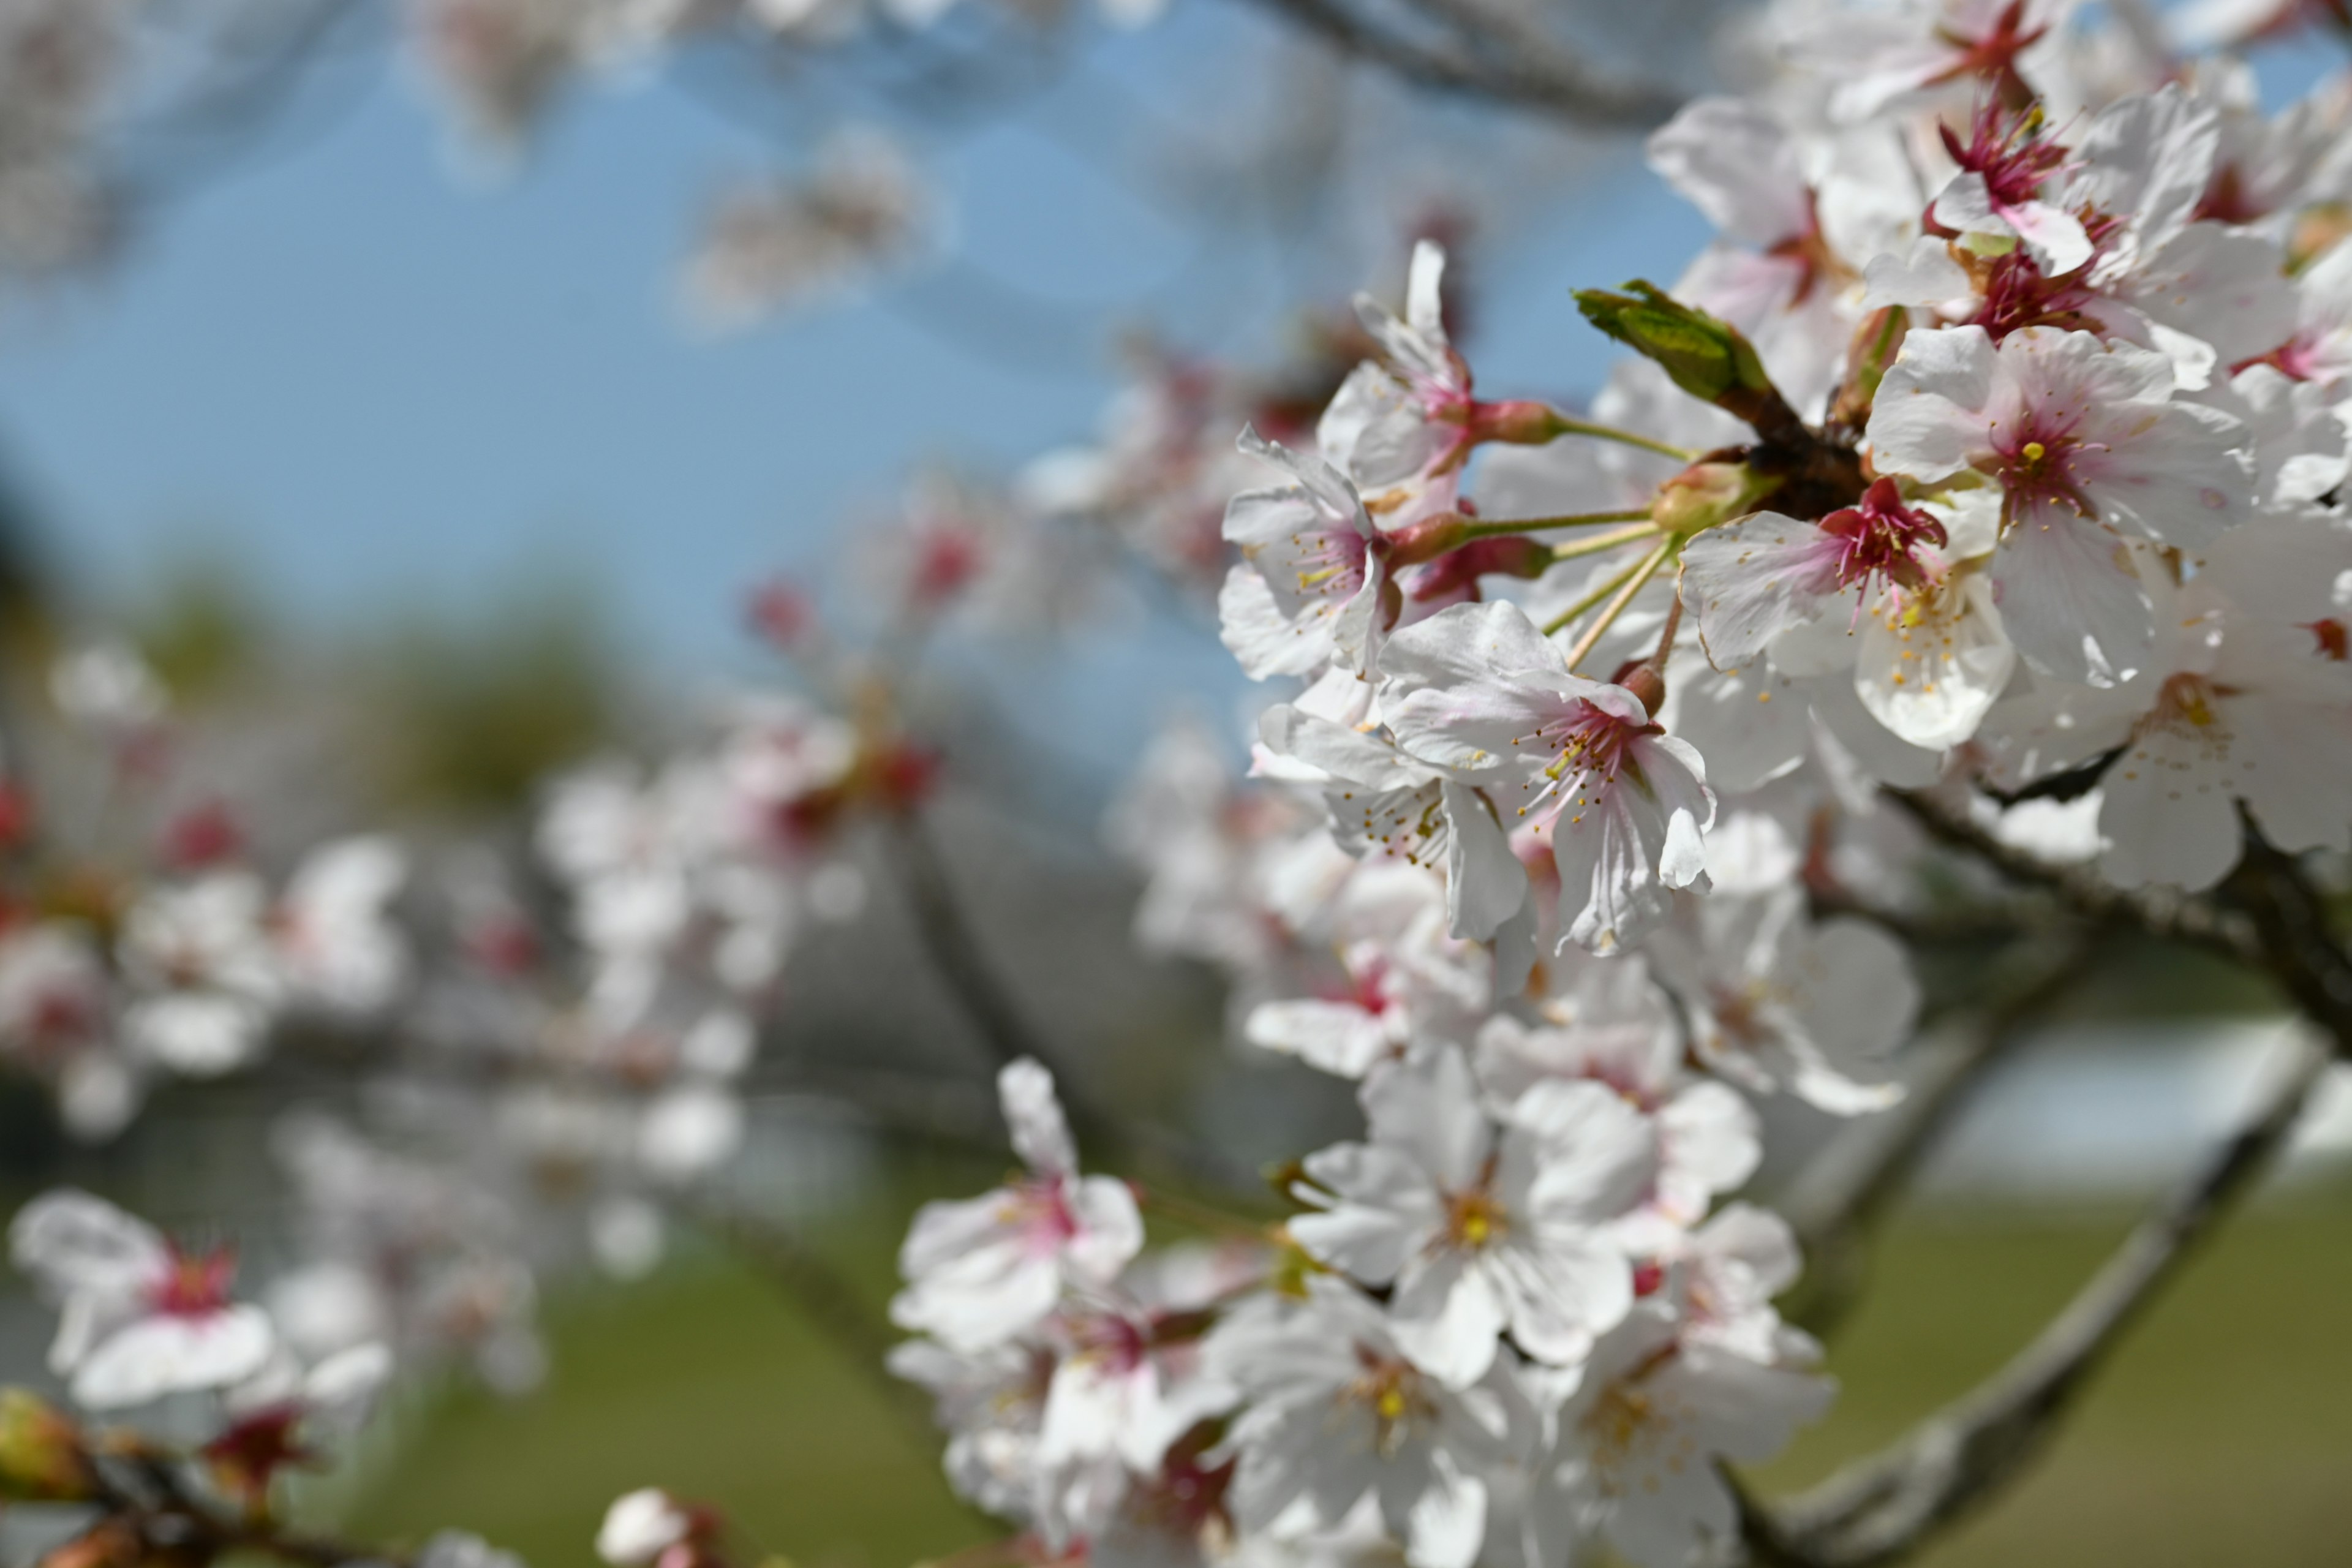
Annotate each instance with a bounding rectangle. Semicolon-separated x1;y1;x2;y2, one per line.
1886;790;2257;965
1752;1029;2334;1567
1230;0;1684;129
1780;931;2098;1337
2220;837;2352;1059
884;807;1260;1191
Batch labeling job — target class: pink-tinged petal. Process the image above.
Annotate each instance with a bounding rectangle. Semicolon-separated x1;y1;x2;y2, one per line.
1679;512;1849;672
1657;1084;1762;1221
2230;695;2352;856
1389;1248;1505;1389
1852;572;2015;749
1246;999;1394;1077
1401;1453;1488;1568
1646;97;1812;247
1665;660;1811;795
1861;238;1972;311
1441;782;1529;943
2005;200;2092;277
1364;1046;1493;1194
2095;724;2244;891
72;1306;275;1409
1065;1175;1144;1282
998;1058;1075;1175
1291;1144;1441;1283
1218;564;1332;680
1489;1239;1627;1368
1510;1080;1657;1222
2079;399;2253;549
1866;326;1998;482
1641;734;1717;892
1990;508;2155;687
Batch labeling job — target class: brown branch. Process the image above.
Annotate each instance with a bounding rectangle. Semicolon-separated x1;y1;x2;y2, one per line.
2220;836;2352;1060
884;807;1261;1192
1752;1030;2334;1567
1780;931;2098;1337
1232;0;1684;129
1885;790;2257;965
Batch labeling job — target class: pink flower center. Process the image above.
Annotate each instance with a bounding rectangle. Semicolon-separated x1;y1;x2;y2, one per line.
1011;1177;1081;1256
1819;478;1948;594
1927;1;2051;95
1510;698;1653;829
1939;100;2068;215
1289;525;1370;601
151;1243;237;1317
1066;1310;1150;1372
1991;423;2097;517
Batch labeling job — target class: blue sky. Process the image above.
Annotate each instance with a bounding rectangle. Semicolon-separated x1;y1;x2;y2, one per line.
0;3;1702;707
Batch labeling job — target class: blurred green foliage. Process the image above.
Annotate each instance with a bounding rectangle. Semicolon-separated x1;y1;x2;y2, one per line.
350;1187;2352;1568
354;574;617;815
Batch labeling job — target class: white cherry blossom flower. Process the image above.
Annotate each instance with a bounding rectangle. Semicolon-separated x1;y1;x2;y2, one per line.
1474;1012;1760;1232
1525;1300;1831;1568
1289;1045;1648;1387
1207;1279;1513;1568
1645;888;1915;1114
1379;601;1714;954
1219;430;1393;681
1866;324;2253;686
892;1058;1143;1351
9;1189;276;1409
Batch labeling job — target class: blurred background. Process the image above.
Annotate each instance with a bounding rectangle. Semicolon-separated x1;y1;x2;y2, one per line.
0;2;2348;1565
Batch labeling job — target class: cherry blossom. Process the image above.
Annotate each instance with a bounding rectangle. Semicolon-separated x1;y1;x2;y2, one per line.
9;1190;276;1410
1289;1045;1649;1387
1866;323;2253;685
1379;601;1714;954
892;1059;1144;1351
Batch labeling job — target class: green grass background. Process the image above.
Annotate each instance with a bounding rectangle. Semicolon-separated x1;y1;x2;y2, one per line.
347;1190;2352;1568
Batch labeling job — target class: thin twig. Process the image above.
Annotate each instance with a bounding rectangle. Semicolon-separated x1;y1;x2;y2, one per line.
1885;790;2257;966
884;807;1259;1190
1232;0;1684;129
1562;541;1669;669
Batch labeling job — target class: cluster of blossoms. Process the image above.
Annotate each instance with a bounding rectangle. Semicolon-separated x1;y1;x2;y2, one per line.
0;1188;521;1568
0;643;407;1139
886;1;2352;1565
4;3;2351;1568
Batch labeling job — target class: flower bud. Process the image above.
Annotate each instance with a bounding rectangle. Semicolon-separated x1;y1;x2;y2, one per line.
0;1389;99;1503
1574;284;1771;409
1651;461;1779;539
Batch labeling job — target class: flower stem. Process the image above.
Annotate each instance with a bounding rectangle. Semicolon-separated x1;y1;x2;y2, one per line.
1649;584;1685;674
1457;507;1652;540
1546;412;1697;463
1562;542;1672;671
1542;547;1651;636
1548;521;1660;563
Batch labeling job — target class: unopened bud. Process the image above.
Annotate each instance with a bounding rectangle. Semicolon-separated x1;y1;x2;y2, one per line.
0;1390;99;1503
1465;399;1565;448
1575;284;1770;407
1379;513;1472;568
1615;662;1667;718
1653;461;1778;539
